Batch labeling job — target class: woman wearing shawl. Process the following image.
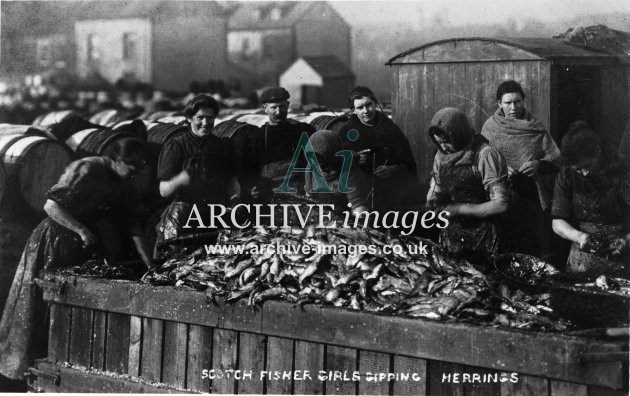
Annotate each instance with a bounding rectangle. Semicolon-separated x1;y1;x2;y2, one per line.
481;80;560;259
552;122;630;276
427;108;509;265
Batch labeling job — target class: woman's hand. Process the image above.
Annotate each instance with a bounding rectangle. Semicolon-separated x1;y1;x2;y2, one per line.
610;237;629;255
577;232;591;249
442;204;462;217
519;161;540;177
357;149;370;165
159;170;191;198
77;227;97;248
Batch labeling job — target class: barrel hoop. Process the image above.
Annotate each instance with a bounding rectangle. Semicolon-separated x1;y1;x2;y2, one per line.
147;123;187;145
65;128;101;151
112;120;134;130
211;120;257;138
40;110;74;127
0;124;32;135
3;136;48;164
0;135;28;162
97;130;131;155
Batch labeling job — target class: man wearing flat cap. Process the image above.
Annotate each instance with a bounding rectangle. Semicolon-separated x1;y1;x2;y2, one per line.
243;87;315;201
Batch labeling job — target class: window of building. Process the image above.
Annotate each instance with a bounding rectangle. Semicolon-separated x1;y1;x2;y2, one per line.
87;34;100;61
36;38;53;66
122;32;137;60
270;7;281;20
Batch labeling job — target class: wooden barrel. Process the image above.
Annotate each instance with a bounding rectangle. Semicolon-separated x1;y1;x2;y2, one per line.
212;120;257;166
145;111;181;122
146;122;186;147
293;113;350;134
89;109;121;127
65;128;135;158
0;123;34;135
0;124;54;141
309;114;350;134
235;114;268;127
31;110;77;128
156;115;187;125
0;134;73;213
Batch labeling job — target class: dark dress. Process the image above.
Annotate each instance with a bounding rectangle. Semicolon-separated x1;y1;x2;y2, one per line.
242;119;315;196
552;147;630;275
155;129;237;252
338;113;416;212
0;157;139;379
429;137;509;265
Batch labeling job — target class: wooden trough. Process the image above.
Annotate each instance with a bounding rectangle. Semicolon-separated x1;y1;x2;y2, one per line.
31;272;628;394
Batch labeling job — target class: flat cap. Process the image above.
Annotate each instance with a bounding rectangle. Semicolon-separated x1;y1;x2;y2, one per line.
260;87;290;103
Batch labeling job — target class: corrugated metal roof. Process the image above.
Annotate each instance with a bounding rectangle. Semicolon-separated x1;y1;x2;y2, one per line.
228;2;314;30
387;37;622;65
300;56;354;79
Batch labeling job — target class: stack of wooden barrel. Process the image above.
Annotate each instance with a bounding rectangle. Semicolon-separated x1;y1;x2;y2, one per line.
0;107;352;312
0;123;73;312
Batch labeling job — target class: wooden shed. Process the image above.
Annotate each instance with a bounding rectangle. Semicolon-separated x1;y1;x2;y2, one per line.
279;55;355;109
386;37;630;189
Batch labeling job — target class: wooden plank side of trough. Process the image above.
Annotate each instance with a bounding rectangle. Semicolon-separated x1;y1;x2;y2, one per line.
261;301;627;390
39;276;263;334
40;275;627;390
392;355;427;396
33;360;197;393
500;375;549;396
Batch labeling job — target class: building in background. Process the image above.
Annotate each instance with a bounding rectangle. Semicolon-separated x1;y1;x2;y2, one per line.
1;1;231;93
279;56;354;109
227;1;351;93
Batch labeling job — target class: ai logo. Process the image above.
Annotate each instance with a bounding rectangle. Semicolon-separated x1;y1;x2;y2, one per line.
274;129;360;193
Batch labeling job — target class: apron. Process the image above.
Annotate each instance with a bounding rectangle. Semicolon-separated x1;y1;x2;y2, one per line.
567;222;629;276
154;201;223;260
0;217;123;380
438;146;499;266
567;168;629;276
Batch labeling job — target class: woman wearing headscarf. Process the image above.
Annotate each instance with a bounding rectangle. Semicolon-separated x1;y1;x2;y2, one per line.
481;80;560;259
0;137;154;381
338;86;416;213
552;121;630;276
304;130;370;213
427;108;510;265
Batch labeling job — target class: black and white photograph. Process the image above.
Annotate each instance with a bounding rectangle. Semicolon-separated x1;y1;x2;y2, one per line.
0;0;629;394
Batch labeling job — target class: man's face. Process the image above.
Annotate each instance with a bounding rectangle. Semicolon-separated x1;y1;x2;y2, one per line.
263;101;289;125
188;107;216;137
498;92;524;119
353;96;377;126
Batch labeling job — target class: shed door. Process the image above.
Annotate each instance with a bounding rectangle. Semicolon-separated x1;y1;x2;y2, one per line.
555;66;598;141
75;19;152;84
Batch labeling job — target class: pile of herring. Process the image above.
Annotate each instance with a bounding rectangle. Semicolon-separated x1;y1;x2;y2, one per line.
140;225;568;331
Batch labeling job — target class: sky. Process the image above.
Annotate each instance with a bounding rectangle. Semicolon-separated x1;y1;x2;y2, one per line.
329;0;630;29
